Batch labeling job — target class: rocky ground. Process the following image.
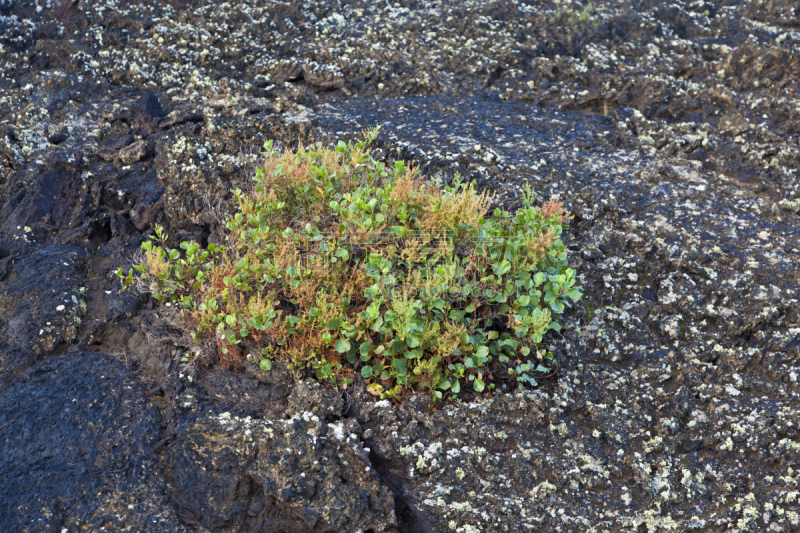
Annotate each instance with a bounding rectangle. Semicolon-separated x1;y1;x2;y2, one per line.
1;0;799;531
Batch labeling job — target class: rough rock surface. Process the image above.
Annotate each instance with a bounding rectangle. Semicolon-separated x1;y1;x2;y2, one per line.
1;0;799;532
165;400;396;533
0;243;89;385
0;353;189;532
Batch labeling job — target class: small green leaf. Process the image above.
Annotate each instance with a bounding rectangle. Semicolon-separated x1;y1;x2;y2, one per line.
449;309;466;322
493;259;511;275
335;338;351;353
473;379;485;392
391;225;408;237
566;288;582;302
260;359;272;371
360;341;372;358
361;365;373;378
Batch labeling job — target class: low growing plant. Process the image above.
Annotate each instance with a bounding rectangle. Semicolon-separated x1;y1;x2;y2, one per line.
546;2;601;57
118;130;582;400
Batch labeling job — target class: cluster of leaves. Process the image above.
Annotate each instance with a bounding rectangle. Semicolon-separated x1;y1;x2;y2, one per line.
118;130;582;401
546;2;602;57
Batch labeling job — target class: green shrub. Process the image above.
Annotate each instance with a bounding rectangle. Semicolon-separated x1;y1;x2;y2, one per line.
546;2;601;57
118;130;582;401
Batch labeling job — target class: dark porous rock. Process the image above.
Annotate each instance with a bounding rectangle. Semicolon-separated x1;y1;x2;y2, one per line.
96;133;135;161
165;411;396;533
129;197;164;231
0;244;89;385
0;151;86;233
134;91;166;118
0;353;188;532
197;362;295;418
30;152;84;229
719;42;799;92
96;145;120;161
286;379;345;421
159;110;205;130
47;131;69;144
105;133;136;150
118;139;153;166
0;125;17;142
717;112;751;136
